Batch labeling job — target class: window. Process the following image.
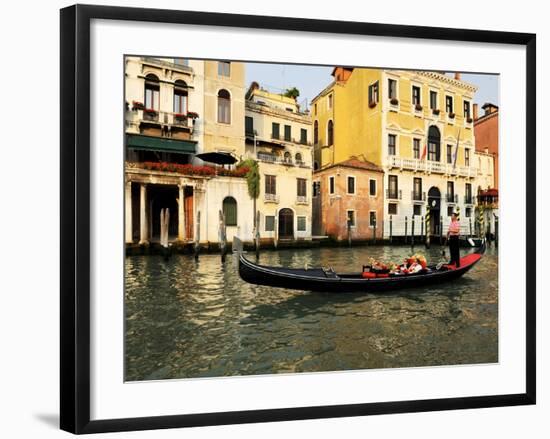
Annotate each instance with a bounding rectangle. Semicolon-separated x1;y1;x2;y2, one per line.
327;120;334;145
447;144;454;164
430;90;438;110
144;74;160;110
347;176;356;194
465;207;472;218
297;178;307;197
369;179;377;196
446;95;454;113
265;175;276;195
297;216;307;232
413;177;422;200
295;153;303;164
465;148;470;167
284;125;291;141
412;85;421;106
272;122;280;139
313;181;320;197
222;197;237;226
413;204;422;216
388;78;397;100
388;134;396;156
369;211;377;227
314;104;317;115
313;121;319;145
388;175;398;199
218;61;230;77
245;116;254;136
465;183;472;204
447;181;455;202
464;100;471;119
413;138;421;159
388;203;398;215
265;215;275;232
368;81;379;105
347;210;356;227
427;125;441;161
328;93;333;109
173;80;188;114
217;89;231;124
329;176;335;195
300;128;307;144
447;206;454;217
283;151;292;163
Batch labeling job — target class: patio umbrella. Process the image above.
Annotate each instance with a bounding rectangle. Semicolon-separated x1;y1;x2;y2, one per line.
195;152;237;165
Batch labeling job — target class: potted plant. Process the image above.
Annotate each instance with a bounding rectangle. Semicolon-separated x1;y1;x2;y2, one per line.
368;100;377;108
174;113;187;123
390;97;399;106
467;117;473;123
432;108;440;115
448;112;456;119
187;111;199;119
144;108;158;117
132;100;144;111
415;103;423;111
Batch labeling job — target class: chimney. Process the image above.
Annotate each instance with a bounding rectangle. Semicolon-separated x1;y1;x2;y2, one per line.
473;103;479;120
454;72;461;80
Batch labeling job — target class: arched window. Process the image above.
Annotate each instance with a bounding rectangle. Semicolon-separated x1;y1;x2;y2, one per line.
295;153;302;164
313;120;319;145
284;151;292;163
327;120;334;146
427;125;441;162
217;89;231;124
144;74;160;110
222;197;237;226
173;80;188;114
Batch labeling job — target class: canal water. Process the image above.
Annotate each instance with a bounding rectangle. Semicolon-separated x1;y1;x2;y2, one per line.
125;244;498;381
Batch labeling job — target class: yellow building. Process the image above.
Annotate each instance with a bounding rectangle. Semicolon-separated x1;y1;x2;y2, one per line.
312;67;480;237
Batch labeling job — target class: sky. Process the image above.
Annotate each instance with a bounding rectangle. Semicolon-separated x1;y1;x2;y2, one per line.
245;62;499;112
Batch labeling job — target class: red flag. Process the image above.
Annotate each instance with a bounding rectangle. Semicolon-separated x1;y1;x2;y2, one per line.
421;143;427;160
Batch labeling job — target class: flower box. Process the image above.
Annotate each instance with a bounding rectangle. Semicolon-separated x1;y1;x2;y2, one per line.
432;108;440;115
132;101;144;111
187;111;199;119
390;97;399;106
368;100;377;108
467;117;473;123
448;112;456;119
144;108;157;115
415;103;423;111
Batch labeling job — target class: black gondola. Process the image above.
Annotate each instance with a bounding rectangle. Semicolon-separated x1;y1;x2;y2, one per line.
238;240;486;293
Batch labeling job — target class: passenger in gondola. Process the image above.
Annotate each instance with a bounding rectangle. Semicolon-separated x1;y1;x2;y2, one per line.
447;211;461;268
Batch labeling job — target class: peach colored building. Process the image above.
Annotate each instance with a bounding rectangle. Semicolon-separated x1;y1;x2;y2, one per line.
474;102;499;188
312;158;384;241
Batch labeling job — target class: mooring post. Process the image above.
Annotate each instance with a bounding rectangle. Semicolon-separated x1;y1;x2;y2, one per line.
411;215;415;248
389;215;393;244
194;211;201;261
439;215;443;245
404;216;408;245
273;215;278;249
372;217;377;244
469;217;473;237
255;210;260;259
494;214;499;247
420;215;424;244
219;210;226;263
425;206;430;249
347;218;352;248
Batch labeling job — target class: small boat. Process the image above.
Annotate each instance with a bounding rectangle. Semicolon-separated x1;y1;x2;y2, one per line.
238;241;486;293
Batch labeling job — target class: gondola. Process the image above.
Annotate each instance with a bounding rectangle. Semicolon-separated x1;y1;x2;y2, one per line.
238;240;486;293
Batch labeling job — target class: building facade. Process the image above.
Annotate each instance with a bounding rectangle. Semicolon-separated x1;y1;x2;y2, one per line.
124;57;253;246
312;158;384;240
244;83;313;242
312;67;481;238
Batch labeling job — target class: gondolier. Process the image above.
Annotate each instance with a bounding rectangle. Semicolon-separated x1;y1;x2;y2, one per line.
447;211;461;268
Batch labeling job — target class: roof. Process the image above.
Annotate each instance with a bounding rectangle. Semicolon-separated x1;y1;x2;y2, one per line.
320;158;383;173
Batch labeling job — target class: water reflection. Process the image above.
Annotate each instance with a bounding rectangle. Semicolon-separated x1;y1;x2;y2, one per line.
125;245;498;381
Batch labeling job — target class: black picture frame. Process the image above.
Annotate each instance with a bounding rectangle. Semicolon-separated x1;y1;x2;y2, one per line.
60;4;536;434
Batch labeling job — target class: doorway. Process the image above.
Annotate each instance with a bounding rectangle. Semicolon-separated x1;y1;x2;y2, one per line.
427;186;441;235
278;208;294;239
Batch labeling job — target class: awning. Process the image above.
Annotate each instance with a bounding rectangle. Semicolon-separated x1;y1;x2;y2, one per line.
195;152;237;165
126;134;196;154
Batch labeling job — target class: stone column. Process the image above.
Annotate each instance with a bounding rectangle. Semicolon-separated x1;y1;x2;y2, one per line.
178;184;185;241
139;183;149;244
125;181;133;243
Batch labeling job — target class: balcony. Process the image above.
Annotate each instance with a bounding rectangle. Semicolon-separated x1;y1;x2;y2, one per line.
386;189;402;200
445;193;458;204
127;107;195;132
296;195;309;205
281;157;293;166
264;193;279;203
411;191;426;203
387;156;478;178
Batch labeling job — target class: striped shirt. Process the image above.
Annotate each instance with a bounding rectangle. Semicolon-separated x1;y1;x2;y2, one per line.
448;219;460;235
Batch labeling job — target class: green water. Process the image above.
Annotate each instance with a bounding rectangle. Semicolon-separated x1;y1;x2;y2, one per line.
125;244;498;381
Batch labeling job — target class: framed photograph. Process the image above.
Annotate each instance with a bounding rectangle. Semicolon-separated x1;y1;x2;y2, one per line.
60;4;536;434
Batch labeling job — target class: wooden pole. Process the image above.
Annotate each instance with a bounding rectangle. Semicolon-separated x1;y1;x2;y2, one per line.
219;210;226;263
404;216;408;245
255;210;260;259
425;206;430;249
389;215;393;244
194;210;200;260
411;215;415;248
